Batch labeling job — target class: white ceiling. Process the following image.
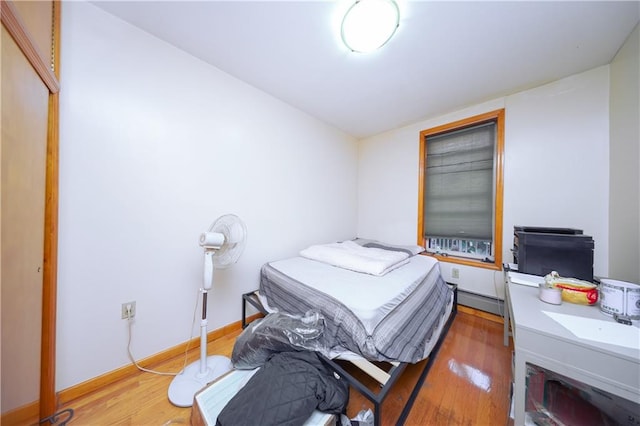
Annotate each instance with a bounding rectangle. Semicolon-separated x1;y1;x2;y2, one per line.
92;1;639;138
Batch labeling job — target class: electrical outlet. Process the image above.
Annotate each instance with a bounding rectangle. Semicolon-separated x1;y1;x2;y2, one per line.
121;301;136;319
452;268;460;279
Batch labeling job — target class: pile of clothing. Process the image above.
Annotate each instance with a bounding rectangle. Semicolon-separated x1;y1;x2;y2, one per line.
216;311;349;426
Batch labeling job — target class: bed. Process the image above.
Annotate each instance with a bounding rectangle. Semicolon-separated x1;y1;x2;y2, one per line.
241;239;457;425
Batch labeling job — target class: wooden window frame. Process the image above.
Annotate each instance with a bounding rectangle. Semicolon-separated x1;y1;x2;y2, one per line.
418;109;504;271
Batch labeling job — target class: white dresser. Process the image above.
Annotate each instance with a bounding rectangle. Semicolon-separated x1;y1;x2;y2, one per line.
505;271;640;425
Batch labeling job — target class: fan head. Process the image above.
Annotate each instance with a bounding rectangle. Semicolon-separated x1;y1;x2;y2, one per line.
205;214;247;268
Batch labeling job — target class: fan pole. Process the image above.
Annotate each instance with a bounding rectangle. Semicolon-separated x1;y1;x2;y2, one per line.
200;290;208;375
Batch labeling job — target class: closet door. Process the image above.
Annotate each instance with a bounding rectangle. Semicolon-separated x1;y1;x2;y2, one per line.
1;0;59;423
1;21;49;414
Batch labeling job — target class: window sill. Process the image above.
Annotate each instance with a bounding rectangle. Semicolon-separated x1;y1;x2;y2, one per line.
422;252;502;271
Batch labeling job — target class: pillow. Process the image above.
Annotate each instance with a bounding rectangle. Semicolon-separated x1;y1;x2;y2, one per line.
352;238;425;256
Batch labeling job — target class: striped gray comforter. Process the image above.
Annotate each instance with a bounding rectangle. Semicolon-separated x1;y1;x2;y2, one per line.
259;259;453;363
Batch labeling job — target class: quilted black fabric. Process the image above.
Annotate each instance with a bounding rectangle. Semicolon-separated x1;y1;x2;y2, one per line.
216;351;349;426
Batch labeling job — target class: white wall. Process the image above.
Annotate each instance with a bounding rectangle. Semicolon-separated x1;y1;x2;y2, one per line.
504;67;610;275
609;24;640;284
57;2;357;390
358;66;611;299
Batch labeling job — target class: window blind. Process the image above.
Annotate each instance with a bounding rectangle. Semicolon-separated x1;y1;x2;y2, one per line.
424;122;496;240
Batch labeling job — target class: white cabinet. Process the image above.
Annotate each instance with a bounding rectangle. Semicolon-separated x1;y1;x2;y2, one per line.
506;272;640;425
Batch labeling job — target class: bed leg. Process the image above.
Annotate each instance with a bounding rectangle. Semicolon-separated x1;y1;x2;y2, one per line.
241;290;267;329
242;293;247;329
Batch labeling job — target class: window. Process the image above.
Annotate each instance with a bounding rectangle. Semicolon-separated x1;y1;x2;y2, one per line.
418;109;504;270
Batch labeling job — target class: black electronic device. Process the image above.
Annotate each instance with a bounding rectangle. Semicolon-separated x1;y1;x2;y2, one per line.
513;226;594;281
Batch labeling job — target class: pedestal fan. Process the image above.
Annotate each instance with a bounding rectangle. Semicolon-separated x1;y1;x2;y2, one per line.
168;214;247;407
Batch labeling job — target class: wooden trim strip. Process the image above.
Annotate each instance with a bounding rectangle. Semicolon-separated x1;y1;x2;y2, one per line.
1;0;60;93
458;304;504;325
40;0;61;421
40;92;60;420
424;252;503;271
493;109;505;271
417;131;426;247
0;402;39;426
57;314;262;405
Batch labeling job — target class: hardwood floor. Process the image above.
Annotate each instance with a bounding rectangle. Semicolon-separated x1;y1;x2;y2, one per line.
52;308;513;426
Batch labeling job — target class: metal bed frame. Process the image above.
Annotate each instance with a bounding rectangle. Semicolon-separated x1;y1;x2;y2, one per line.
241;284;458;426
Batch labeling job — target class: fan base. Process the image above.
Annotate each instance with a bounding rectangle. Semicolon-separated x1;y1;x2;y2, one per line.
167;355;233;407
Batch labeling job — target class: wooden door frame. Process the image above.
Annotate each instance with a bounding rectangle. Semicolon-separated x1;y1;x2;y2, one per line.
1;0;60;421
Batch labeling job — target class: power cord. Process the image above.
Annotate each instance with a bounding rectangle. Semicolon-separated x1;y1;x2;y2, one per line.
126;288;201;376
39;408;74;425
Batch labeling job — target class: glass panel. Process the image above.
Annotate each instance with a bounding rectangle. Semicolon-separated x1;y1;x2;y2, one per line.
426;236;492;260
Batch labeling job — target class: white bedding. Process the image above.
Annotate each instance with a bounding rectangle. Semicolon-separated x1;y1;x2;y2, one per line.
267;254;440;333
299;240;410;276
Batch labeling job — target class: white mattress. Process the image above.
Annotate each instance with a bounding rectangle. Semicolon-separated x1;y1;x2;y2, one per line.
267;254;440;333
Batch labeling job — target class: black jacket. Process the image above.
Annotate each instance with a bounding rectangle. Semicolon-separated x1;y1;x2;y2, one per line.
216;351;349;426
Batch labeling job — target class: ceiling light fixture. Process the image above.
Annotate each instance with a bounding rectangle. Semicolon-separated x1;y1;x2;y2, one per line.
341;0;400;53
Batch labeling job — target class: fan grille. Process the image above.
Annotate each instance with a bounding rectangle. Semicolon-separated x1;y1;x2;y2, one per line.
208;214;247;268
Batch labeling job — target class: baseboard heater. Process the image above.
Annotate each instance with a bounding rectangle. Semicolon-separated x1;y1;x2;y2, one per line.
457;289;504;317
